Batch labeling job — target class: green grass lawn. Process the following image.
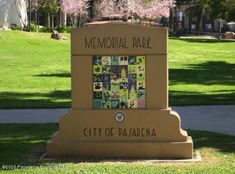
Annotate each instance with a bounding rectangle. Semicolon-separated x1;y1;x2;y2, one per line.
0;124;234;174
0;30;235;108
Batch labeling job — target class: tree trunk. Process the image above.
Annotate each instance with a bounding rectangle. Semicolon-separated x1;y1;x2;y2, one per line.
196;12;202;32
28;0;31;32
35;9;38;30
169;8;174;30
74;16;78;27
57;10;61;27
47;12;50;28
88;0;95;19
62;13;67;27
51;14;54;29
79;13;82;27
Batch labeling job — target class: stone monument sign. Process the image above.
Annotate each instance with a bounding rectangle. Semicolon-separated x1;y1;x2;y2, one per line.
47;22;193;159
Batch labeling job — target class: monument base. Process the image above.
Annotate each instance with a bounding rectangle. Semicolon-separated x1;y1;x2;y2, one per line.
47;109;193;159
48;137;193;159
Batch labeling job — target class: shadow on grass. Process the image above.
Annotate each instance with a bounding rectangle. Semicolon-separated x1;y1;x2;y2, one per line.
0;90;71;109
170;61;235;86
188;130;235;153
0;60;234;108
35;72;71;78
169;90;235;106
0;124;58;165
169;60;235;105
0;124;234;165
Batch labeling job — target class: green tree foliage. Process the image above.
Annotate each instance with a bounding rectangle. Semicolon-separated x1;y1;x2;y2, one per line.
38;0;60;28
175;0;192;6
195;0;234;21
224;0;235;21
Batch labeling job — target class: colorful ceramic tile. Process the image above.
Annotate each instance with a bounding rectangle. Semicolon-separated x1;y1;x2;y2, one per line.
111;91;120;99
119;56;128;65
120;78;128;83
137;82;145;90
128;83;137;100
93;91;103;99
103;100;111;109
110;66;119;81
103;82;111;90
111;65;119;74
137;73;145;82
120;98;128;108
137;99;145;108
111;100;119;108
128;100;137;108
93;56;102;65
103;74;110;82
93;82;102;91
137;65;145;73
93;74;103;82
111;82;119;92
128;56;137;65
120;89;128;99
103;90;111;100
93;65;102;74
128;74;137;83
137;56;145;65
128;65;137;74
102;65;111;74
119;65;128;78
102;56;111;65
120;82;128;90
93;56;146;109
111;56;119;65
137;90;145;100
94;99;103;109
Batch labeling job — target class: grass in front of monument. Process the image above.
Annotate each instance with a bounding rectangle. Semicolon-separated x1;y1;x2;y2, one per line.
0;124;235;174
0;31;70;108
0;30;235;108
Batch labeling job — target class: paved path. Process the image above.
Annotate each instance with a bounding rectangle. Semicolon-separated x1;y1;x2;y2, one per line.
0;105;235;136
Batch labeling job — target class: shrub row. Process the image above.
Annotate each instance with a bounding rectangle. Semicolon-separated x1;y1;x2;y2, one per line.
10;23;72;33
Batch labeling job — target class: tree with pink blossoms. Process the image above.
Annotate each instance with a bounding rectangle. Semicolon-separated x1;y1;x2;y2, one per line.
99;0;175;22
61;0;89;27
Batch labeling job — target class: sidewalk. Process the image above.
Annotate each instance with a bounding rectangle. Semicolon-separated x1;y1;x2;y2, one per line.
0;105;234;136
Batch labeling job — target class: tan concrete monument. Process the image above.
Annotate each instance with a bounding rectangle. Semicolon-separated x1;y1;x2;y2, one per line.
47;22;193;159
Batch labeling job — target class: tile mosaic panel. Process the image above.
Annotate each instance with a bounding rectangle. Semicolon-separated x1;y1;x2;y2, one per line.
93;56;146;109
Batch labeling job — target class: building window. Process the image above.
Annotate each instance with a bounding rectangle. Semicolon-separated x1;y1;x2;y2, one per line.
176;12;183;22
205;23;212;32
93;56;146;109
191;24;196;30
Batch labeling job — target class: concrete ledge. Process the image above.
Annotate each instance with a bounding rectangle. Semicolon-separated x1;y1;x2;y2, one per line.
47;137;193;159
42;151;201;164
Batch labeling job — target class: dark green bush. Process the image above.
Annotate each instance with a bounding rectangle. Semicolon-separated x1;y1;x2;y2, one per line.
168;29;175;37
39;26;71;33
30;23;38;32
168;29;184;37
10;24;22;31
55;26;72;33
39;27;53;33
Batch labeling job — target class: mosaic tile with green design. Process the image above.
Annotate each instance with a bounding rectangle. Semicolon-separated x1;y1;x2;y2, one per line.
93;56;146;109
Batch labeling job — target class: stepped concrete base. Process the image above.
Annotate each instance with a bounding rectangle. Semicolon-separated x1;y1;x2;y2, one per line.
48;137;193;159
47;109;193;159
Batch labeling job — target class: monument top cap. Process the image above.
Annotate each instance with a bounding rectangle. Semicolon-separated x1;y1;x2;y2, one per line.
71;22;168;55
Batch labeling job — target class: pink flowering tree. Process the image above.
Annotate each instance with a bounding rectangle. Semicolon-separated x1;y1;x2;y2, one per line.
98;0;127;17
135;0;175;18
99;0;175;21
61;0;89;27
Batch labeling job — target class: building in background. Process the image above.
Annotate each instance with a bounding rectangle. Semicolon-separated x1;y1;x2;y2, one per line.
0;0;27;29
168;1;229;34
